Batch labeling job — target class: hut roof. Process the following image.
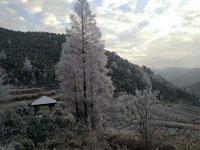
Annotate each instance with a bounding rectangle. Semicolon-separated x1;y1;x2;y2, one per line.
31;96;57;106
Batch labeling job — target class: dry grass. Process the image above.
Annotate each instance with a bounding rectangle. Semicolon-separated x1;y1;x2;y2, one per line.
10;88;47;95
157;120;200;130
1;88;199;150
10;90;57;102
37;129;200;150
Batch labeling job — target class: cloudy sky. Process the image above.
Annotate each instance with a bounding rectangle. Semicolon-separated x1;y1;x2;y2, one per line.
0;0;200;69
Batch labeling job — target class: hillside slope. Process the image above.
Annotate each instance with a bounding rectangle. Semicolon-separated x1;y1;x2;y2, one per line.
0;27;65;87
0;27;198;104
188;81;200;98
107;52;198;104
154;68;200;87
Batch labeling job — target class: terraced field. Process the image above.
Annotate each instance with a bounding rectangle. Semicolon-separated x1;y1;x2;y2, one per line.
0;88;65;109
0;88;199;149
105;99;200;131
1;88;200;131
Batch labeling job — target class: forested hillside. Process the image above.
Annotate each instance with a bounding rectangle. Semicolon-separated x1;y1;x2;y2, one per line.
188;81;200;98
0;27;198;104
0;27;65;87
106;52;198;104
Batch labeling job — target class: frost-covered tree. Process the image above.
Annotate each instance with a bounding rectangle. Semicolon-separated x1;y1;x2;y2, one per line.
119;89;160;150
23;57;32;72
0;51;6;60
56;0;114;128
0;68;10;102
0;51;10;102
22;57;33;86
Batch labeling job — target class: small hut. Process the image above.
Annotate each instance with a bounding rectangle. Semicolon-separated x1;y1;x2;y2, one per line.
31;96;57;115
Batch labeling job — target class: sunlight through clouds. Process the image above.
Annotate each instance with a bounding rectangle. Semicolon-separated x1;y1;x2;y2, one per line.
0;0;200;68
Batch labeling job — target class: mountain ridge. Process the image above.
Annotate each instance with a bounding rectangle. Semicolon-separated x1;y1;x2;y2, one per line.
153;67;200;87
0;27;198;104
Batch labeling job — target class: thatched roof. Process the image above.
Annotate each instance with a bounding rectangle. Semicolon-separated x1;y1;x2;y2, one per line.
31;96;57;106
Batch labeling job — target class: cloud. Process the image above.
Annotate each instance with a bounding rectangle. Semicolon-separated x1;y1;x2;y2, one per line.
137;34;200;68
31;6;42;13
0;5;30;31
21;0;28;3
19;16;25;21
0;0;200;68
43;13;61;26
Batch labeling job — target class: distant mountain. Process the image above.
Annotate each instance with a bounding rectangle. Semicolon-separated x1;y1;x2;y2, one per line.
107;53;198;104
0;27;198;104
153;68;200;87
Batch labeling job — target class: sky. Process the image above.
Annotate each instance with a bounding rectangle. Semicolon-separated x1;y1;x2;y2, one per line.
0;0;200;69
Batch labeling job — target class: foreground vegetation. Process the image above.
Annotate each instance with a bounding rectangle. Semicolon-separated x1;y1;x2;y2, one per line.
0;88;199;150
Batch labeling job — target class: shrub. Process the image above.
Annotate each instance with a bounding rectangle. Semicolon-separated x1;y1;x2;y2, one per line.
158;144;176;150
0;109;26;143
57;101;66;109
0;142;25;150
13;103;33;116
27;116;59;146
11;142;25;150
20;138;35;150
54;109;63;116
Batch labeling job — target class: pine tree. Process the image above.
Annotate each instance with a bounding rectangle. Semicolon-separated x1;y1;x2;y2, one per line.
56;0;114;128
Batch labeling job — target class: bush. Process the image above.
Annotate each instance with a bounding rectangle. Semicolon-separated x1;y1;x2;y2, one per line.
12;103;33;116
0;141;25;150
57;101;66;109
54;109;63;116
20;138;35;150
27;116;59;146
0;109;26;142
158;145;176;150
12;142;25;150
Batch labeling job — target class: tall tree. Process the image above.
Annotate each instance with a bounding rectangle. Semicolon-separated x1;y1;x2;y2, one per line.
56;0;114;128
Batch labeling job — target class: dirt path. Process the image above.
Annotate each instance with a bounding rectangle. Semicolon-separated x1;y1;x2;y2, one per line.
157;120;200;130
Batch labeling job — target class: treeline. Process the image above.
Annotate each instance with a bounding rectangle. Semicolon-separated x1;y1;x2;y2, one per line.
0;27;198;104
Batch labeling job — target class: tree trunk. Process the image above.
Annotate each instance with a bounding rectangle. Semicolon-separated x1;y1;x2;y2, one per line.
81;1;88;124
